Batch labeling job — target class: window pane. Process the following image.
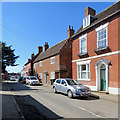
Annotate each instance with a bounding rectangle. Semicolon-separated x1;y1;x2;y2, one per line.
78;73;80;79
61;80;66;85
88;72;90;79
98;41;102;47
87;64;89;71
81;72;86;79
81;65;86;71
56;80;61;84
97;28;107;48
103;28;106;34
78;65;80;72
81;39;86;46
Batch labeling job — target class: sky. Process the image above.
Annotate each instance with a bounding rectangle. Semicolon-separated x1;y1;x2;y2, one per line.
2;2;115;73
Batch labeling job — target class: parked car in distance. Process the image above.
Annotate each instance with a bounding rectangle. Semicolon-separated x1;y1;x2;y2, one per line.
22;77;27;84
26;76;39;85
18;76;23;82
53;78;91;98
10;76;16;81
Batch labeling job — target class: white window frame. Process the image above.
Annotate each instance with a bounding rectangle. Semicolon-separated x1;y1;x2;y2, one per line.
39;61;42;67
51;72;55;79
33;64;35;69
39;73;42;79
96;22;109;48
79;34;87;54
83;15;90;28
77;60;91;81
51;57;55;64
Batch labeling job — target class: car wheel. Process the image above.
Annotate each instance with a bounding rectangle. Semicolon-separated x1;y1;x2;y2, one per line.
67;90;73;98
53;87;57;93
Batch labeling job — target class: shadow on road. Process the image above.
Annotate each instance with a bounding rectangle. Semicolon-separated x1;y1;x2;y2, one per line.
56;92;100;101
14;94;63;120
2;81;41;91
2;94;23;120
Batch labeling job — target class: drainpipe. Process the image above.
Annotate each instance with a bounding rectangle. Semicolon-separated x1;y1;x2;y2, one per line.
95;66;99;91
106;65;109;93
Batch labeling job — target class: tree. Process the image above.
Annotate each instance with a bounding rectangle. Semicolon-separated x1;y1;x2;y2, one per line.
1;42;19;73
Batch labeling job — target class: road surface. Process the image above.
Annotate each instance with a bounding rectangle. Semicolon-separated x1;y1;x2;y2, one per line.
6;81;118;119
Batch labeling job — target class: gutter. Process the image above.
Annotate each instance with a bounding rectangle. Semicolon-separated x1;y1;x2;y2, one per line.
71;10;120;39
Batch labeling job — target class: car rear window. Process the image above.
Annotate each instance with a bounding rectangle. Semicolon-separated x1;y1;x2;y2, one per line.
30;77;37;80
56;79;61;84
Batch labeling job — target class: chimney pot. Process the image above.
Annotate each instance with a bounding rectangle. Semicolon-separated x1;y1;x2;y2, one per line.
31;53;34;59
28;59;31;62
69;25;70;30
67;25;75;38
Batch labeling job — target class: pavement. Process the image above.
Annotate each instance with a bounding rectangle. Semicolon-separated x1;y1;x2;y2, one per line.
1;81;24;119
90;91;119;103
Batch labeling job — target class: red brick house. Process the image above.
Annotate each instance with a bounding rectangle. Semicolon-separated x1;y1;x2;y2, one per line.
33;26;74;84
21;47;43;77
71;1;120;94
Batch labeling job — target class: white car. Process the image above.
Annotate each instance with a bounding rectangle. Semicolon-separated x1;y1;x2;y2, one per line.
53;78;91;98
10;76;16;81
26;76;39;85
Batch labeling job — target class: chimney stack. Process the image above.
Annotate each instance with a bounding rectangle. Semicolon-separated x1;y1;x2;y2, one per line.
28;58;31;62
31;53;34;59
85;7;96;17
38;46;43;53
67;25;75;38
44;42;49;51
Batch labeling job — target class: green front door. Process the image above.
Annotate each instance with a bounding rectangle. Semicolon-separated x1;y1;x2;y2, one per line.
100;65;106;91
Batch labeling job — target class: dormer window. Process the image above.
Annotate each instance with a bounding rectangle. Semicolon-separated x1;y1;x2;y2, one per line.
83;14;96;29
83;15;90;28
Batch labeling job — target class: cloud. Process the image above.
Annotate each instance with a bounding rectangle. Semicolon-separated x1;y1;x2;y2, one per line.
6;65;23;73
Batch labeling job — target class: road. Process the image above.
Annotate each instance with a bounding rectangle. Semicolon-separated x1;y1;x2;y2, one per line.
6;81;118;119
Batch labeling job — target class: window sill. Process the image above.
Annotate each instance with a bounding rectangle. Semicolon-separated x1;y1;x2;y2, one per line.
77;52;89;58
77;79;91;81
94;46;111;55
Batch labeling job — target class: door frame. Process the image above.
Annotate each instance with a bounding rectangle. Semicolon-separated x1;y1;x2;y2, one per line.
95;58;110;93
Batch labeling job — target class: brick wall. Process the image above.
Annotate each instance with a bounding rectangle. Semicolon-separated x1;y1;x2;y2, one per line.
60;39;72;78
34;55;59;84
72;13;119;88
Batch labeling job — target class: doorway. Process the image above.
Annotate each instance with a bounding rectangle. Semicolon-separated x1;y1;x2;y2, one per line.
45;73;48;83
100;64;106;91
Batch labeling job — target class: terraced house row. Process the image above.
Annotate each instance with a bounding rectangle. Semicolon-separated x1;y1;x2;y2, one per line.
21;1;120;95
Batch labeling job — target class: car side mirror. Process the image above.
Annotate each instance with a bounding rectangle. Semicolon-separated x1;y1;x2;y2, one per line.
64;84;67;86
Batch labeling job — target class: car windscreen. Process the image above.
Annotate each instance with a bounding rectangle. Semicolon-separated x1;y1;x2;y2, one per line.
11;77;15;78
66;80;82;85
30;77;37;80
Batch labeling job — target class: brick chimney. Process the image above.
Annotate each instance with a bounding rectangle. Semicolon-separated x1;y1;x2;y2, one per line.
67;25;75;38
44;42;49;51
38;46;43;53
85;7;96;17
28;59;31;62
31;53;34;59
